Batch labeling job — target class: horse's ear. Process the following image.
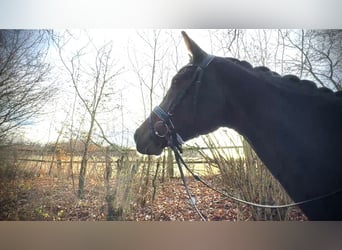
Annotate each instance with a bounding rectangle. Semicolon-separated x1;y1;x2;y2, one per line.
181;31;208;65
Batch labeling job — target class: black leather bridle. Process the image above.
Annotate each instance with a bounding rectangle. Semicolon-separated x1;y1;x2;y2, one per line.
148;54;215;153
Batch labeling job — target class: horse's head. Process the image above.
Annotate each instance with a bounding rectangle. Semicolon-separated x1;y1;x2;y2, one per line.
134;31;226;155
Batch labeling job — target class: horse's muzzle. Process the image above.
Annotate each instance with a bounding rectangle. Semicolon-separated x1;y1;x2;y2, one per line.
134;126;165;155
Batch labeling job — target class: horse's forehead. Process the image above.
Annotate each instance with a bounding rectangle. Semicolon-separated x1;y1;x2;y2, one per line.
164;65;195;98
171;65;195;82
177;64;195;75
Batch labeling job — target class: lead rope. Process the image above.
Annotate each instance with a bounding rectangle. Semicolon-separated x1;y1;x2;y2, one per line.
171;145;207;221
171;145;342;220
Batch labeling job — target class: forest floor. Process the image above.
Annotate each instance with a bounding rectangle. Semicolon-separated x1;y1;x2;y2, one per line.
0;176;307;221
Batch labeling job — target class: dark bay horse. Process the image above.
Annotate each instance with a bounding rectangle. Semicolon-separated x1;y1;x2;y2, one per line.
134;31;342;220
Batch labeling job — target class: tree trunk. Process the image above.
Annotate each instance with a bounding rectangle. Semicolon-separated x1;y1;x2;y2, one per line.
77;114;95;198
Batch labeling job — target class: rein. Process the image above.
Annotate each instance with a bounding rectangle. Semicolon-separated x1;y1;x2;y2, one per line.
148;54;342;221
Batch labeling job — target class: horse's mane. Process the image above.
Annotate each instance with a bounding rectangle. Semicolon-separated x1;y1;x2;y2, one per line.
224;57;342;98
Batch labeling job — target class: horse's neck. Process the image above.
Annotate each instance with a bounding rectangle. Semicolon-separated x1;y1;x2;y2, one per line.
220;67;342;201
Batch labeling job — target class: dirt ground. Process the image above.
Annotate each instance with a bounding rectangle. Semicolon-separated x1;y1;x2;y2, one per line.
0;176;307;221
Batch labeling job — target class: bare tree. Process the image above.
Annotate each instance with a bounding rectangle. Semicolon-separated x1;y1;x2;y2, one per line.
0;30;55;141
207;29;240;56
53;31;122;198
128;30;173;117
281;29;342;90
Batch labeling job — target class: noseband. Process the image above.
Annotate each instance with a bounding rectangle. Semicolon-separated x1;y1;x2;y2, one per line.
148;55;215;152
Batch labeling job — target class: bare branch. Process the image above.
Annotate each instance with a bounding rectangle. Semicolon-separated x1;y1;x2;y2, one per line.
0;30;56;140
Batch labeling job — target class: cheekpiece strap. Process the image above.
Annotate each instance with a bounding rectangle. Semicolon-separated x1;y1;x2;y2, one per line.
199;54;215;68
